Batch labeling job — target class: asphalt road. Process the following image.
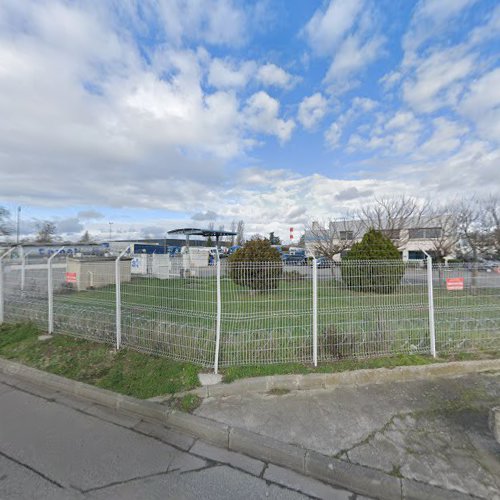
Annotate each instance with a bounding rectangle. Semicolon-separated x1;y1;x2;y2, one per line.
0;372;358;500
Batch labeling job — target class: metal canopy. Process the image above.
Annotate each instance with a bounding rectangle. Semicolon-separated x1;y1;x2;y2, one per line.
168;228;237;237
167;227;237;246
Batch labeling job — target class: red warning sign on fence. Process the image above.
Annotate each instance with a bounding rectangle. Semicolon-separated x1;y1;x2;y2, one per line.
65;272;77;283
446;277;464;291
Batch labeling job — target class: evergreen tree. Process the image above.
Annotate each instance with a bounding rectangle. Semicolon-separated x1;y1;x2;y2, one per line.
229;237;282;291
341;229;404;293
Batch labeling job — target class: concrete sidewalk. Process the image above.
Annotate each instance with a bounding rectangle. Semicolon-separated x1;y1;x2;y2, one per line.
195;370;500;499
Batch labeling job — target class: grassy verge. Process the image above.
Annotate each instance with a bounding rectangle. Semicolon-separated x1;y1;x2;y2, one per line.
0;323;200;399
1;323;497;399
221;350;499;384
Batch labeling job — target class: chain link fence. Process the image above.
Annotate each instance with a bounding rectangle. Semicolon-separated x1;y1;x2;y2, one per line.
1;248;499;369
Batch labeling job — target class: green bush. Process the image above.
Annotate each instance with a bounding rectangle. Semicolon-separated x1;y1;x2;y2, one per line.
229;237;283;291
341;229;404;294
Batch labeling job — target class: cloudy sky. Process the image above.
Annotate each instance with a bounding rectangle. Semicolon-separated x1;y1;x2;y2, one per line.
1;0;499;242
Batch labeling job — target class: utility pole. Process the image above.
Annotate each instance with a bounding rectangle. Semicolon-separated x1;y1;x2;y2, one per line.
109;222;113;241
16;206;21;244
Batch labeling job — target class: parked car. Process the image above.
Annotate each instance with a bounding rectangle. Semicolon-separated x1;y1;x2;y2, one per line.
315;256;331;268
476;260;500;272
282;254;307;266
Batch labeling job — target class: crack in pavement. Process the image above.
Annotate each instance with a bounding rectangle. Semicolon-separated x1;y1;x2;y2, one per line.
0;449;65;489
333;411;411;460
80;466;193;494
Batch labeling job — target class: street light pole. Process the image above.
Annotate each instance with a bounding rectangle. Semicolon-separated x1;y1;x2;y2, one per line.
109;222;113;241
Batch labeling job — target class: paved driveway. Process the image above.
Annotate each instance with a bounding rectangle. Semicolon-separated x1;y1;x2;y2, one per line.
196;371;500;499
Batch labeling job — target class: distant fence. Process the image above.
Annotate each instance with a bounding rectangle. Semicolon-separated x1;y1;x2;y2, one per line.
1;248;499;370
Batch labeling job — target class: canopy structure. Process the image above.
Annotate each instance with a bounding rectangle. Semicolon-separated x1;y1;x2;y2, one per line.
167;228;237;246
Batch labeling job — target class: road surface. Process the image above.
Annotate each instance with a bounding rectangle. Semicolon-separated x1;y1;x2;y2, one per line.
0;372;359;499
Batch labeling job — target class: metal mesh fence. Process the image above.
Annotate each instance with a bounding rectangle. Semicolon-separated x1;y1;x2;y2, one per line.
1;251;499;368
121;254;217;366
219;261;313;367
52;256;116;345
433;263;500;353
317;260;430;360
3;254;49;329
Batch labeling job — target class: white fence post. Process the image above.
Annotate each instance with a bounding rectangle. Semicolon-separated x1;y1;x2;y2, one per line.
214;251;222;374
425;255;437;358
48;247;65;334
0;257;3;325
115;246;130;350
0;247;19;324
312;257;318;367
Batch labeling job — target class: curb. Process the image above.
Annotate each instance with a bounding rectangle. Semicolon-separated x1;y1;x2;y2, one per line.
0;357;487;500
158;358;500;400
489;406;500;444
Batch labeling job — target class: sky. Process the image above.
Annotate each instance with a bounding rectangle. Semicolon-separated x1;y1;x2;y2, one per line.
1;0;499;243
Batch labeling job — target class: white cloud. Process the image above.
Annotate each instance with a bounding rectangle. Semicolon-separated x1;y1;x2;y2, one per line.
1;0;498;239
243;91;295;142
303;0;384;88
324;34;384;83
460;68;500;144
403;0;477;64
117;0;248;47
208;58;256;88
468;4;500;46
0;0;304;214
402;47;475;113
346;110;423;155
323;96;377;148
325;122;342;148
419;118;467;156
379;71;402;90
385;111;419;130
303;0;365;55
350;96;377;112
298;93;328;129
256;63;295;88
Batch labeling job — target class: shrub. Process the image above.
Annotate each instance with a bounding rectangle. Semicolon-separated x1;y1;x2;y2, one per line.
341;229;404;294
319;325;355;359
229;237;283;291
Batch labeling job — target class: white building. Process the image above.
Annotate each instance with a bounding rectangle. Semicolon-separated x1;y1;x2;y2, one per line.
305;219;453;261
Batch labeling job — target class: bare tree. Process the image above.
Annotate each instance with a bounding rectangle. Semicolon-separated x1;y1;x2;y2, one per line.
304;219;361;259
455;198;492;261
0;207;12;237
206;222;215;247
484;195;500;258
236;220;245;246
230;220;237;246
36;221;57;244
79;230;94;244
357;196;433;249
427;207;459;262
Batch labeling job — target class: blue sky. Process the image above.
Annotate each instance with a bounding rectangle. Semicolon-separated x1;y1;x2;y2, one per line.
1;0;499;241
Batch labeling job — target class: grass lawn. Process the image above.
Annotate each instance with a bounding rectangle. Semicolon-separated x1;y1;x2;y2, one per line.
5;271;500;367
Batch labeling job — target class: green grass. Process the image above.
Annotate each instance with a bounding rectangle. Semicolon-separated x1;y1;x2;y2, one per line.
1;323;497;401
221;354;439;383
44;275;500;365
221;350;499;383
0;322;200;399
172;394;202;413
